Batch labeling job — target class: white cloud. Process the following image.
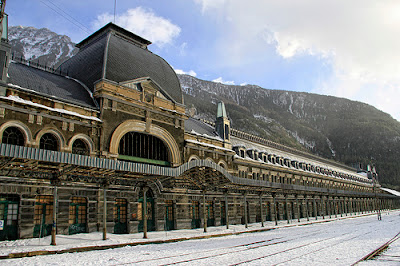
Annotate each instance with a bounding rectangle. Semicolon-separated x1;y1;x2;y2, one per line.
174;68;197;77
93;7;181;47
195;0;227;12
213;77;235;85
195;0;400;121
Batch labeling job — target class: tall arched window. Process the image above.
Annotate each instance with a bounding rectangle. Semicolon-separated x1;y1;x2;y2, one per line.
72;139;89;155
118;132;169;165
40;133;59;151
2;127;25;146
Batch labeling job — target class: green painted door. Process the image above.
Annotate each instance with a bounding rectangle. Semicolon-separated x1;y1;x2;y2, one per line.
0;195;19;240
165;200;174;231
138;197;155;232
33;196;53;238
114;198;128;234
191;201;200;229
69;197;87;235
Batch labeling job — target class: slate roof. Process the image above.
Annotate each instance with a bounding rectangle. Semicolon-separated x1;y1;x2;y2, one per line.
58;23;183;104
185;117;219;138
8;62;98;109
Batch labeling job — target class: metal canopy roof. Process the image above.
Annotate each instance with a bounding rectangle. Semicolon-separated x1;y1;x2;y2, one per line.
0;143;393;197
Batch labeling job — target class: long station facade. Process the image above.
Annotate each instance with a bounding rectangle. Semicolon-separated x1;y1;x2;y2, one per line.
0;16;398;241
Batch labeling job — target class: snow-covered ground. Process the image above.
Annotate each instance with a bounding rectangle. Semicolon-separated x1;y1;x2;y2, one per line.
0;210;399;265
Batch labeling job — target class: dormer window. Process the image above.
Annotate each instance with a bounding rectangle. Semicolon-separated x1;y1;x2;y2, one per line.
233;146;246;158
254;151;259;160
246;150;254;159
260;153;267;163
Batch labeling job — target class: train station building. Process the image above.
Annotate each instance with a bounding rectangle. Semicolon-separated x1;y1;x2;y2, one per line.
0;15;398;241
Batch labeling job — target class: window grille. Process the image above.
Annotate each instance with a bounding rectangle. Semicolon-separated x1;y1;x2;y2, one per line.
72;139;89;155
40;133;59;151
119;132;169;162
2;127;25;146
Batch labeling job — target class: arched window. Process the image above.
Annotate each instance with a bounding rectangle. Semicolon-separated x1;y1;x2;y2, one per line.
118;132;169;165
72;139;89;155
2;127;25;146
40;133;59;151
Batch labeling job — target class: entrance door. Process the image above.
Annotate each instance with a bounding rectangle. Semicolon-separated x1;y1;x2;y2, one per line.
206;201;215;226
138;197;155;232
114;198;128;234
266;202;271;221
220;201;226;226
165;200;175;231
33;196;53;238
191;201;200;229
0;195;19;240
299;203;304;218
241;202;250;224
69;197;87;235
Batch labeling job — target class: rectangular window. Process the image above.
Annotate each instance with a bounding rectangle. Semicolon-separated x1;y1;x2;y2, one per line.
34;195;53;225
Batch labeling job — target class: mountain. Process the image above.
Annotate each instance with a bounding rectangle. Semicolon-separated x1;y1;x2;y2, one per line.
180;74;400;189
9;26;77;68
8;25;400;190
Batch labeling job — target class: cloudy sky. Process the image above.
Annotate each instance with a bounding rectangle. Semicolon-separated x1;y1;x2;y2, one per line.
7;0;400;121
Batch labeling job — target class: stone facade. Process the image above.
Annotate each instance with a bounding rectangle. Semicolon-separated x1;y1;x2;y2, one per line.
0;22;398;242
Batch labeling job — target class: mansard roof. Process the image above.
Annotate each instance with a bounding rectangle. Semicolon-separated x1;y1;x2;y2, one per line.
58;23;183;104
7;62;98;109
185;117;219;138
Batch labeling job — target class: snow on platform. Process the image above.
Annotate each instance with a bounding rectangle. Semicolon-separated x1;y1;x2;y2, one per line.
0;210;399;265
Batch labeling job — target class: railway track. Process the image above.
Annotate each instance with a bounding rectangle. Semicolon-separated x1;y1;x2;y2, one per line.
113;220;379;266
111;229;324;265
353;230;400;265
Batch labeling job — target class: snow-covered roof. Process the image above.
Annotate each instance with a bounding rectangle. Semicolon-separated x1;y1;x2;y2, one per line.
8;62;98;109
0;95;101;122
380;187;400;197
